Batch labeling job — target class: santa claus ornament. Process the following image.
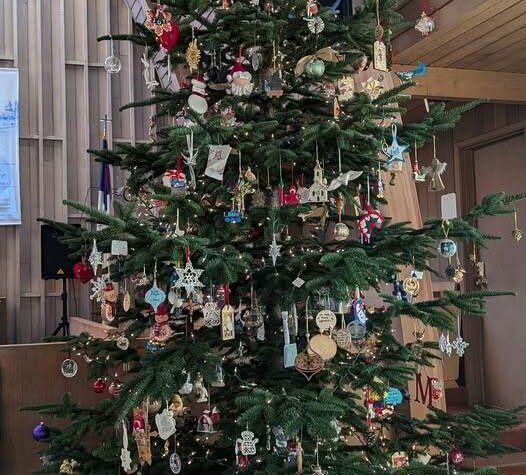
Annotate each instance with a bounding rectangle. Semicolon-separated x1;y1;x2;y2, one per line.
101;282;118;322
229;55;254;96
149;302;172;347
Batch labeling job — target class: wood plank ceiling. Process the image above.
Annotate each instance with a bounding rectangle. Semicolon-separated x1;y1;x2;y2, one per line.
393;0;526;73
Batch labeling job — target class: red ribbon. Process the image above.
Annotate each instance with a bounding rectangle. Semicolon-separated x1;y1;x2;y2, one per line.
165;169;185;179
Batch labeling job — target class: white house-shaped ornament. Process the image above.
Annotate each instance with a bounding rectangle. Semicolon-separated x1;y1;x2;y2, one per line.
306;159;329;203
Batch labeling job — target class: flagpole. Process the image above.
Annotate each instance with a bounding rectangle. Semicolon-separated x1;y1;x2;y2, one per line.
97;114;112;230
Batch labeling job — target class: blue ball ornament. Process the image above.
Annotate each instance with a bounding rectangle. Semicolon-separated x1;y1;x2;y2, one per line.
438;238;457;258
384;387;403;405
32;421;50;441
145;340;161;353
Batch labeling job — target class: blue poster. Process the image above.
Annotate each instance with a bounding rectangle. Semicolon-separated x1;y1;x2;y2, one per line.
0;68;20;225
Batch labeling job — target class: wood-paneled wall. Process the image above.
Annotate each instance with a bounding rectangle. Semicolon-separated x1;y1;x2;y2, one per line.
404;101;526;277
0;0;151;343
0;343;101;474
406;102;526;216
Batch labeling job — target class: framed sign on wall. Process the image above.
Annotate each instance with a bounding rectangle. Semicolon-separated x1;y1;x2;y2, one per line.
0;68;20;225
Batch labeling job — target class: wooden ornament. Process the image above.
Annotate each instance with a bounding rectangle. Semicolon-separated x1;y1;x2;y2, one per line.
123;291;131;312
221;304;235;341
308;333;337;361
294;348;324;381
373;40;387;72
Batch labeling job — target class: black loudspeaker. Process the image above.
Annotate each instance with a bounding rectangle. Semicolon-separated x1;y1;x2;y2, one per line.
41;224;77;280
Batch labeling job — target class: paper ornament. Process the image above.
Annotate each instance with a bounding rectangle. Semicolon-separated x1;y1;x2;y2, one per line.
155;408;176;440
173;261;204;295
205;145;232;181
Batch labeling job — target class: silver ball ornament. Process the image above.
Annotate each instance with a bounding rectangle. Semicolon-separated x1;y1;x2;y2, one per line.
104;54;122;74
304;58;325;79
333;222;350;241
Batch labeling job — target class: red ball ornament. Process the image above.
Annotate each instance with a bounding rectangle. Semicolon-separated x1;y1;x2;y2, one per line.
448;447;464;465
157;23;180;52
73;260;94;284
92;378;106;394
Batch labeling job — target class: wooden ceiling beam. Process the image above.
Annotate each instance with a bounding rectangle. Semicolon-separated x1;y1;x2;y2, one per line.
394;0;522;65
452;24;526;69
430;6;526;67
393;65;526;103
472;38;526;71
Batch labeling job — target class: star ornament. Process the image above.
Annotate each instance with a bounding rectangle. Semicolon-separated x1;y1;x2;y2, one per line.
120;448;132;472
88;240;103;273
383;124;408;167
174;260;204;295
269;236;282;266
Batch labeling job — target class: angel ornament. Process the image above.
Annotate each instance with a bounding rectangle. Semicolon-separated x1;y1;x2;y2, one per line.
422;136;447;191
182;130;198;189
193;372;209;403
141;49;159;91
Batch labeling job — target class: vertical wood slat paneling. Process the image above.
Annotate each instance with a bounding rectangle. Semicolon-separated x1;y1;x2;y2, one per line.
0;0;152;342
411;102;526;226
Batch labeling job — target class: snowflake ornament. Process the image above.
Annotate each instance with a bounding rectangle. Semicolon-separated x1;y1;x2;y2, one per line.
90;275;110;303
269;236;282;266
88;240;103;273
203;301;221;327
439;332;453;356
451;335;469;357
173;261;204;295
362;76;383;100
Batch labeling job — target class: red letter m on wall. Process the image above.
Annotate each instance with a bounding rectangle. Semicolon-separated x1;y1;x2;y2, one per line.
414;373;432;406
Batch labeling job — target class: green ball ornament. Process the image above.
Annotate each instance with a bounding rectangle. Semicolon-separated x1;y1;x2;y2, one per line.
305;58;325;78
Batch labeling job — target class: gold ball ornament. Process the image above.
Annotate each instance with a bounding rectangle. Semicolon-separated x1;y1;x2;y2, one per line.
59;459;79;475
402;276;420;296
453;265;466;284
512;227;523;242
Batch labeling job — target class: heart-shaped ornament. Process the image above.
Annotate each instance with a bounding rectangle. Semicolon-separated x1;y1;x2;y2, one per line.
155;408;176;440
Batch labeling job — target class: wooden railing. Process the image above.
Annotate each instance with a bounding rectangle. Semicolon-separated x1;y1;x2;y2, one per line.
0;343;99;474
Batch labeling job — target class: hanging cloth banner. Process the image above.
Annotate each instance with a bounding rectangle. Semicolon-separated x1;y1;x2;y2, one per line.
205;145;232;181
0;68;21;225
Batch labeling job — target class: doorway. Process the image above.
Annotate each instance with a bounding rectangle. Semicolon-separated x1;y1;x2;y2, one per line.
456;123;526;408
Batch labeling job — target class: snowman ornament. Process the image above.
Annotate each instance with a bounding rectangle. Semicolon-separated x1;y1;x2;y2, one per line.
188;77;208;114
237;430;258;456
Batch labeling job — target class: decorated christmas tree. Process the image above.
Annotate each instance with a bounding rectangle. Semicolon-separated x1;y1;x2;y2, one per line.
27;1;524;474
